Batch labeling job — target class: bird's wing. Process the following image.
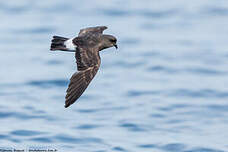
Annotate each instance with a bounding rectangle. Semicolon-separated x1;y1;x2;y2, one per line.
78;26;107;36
65;46;100;108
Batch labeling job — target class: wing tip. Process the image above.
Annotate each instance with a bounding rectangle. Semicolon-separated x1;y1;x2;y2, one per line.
64;103;70;108
65;100;72;108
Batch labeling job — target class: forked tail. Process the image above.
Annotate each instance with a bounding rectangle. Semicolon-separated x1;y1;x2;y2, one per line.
50;36;69;51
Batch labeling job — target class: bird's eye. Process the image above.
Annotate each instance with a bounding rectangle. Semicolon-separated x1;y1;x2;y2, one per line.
110;39;117;43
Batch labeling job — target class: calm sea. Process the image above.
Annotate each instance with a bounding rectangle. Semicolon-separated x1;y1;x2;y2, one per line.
0;0;228;152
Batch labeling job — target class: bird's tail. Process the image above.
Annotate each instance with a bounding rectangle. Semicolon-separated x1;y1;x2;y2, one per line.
50;36;69;51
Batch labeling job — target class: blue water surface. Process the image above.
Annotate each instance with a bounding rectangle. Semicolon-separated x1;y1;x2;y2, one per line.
0;0;228;152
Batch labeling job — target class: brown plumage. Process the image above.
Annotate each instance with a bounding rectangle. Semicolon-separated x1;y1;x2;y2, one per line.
50;26;118;108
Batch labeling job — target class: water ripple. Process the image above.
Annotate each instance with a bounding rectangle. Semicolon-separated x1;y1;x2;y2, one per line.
11;130;44;136
99;8;178;18
23;106;46;114
55;134;103;144
138;144;157;149
142;9;178;18
76;124;100;130
112;146;127;152
121;38;140;45
0;134;9;139
113;61;145;68
127;90;160;97
14;27;55;34
0;111;54;121
187;68;225;75
30;137;53;143
161;143;186;152
168;89;228;99
27;79;68;88
148;65;177;73
147;66;226;75
185;147;224;152
77;109;99;113
206;7;228;16
0;4;29;14
150;113;166;118
46;60;63;65
207;104;228;112
99;9;129;16
119;122;145;132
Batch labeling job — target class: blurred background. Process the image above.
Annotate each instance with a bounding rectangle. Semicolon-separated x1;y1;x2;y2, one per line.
0;0;228;152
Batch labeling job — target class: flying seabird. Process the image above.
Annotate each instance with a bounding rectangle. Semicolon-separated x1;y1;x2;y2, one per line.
50;26;118;108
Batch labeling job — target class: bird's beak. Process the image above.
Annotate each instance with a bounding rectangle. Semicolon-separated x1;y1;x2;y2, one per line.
114;44;118;49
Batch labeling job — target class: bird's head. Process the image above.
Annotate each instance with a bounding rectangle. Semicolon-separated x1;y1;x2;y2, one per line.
100;34;118;50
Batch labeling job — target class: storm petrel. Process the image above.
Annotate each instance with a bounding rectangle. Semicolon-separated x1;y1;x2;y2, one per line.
50;26;118;108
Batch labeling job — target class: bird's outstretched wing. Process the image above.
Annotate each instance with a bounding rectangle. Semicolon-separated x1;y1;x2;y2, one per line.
65;46;100;108
78;26;107;36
